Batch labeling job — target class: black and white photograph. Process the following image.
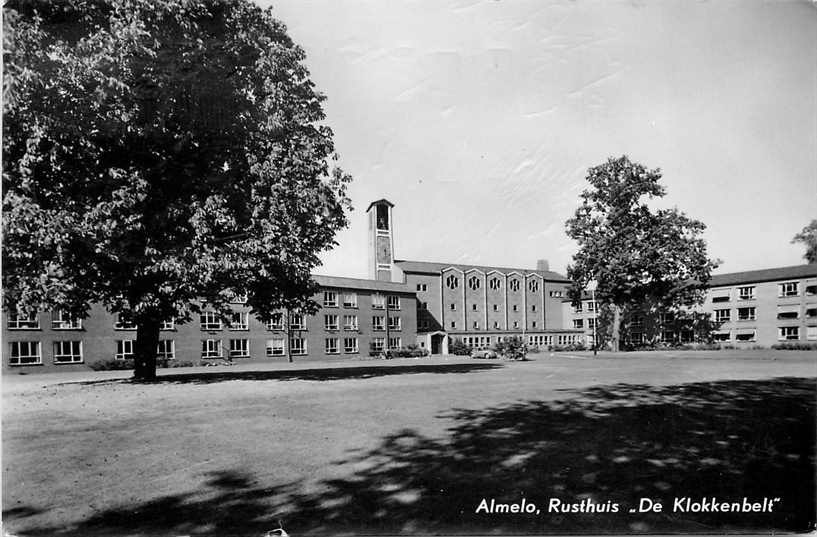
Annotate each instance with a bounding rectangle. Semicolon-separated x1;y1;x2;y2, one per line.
2;0;816;535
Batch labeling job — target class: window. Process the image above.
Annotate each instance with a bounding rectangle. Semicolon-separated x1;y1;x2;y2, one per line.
53;341;83;364
372;294;385;309
323;291;338;307
290;337;307;355
714;309;731;323
231;293;248;304
473;321;479;329
201;339;222;358
116;340;135;360
588;318;596;329
528;280;539;292
549;290;563;298
228;339;250;358
778;327;799;341
737;307;756;321
388;316;401;330
806;285;817;296
735;331;756;342
372;316;385;331
573;304;583;313
343;315;358;330
661;331;676;343
8;312;40;330
420;302;428;310
450;303;456;311
388;337;401;350
573;319;584;329
344;337;359;353
290;313;305;330
680;330;694;343
450;321;456;329
492;304;498;311
387;295;401;310
267;313;284;331
531;305;536;312
472;304;477;311
161;319;175;331
512;305;518;312
52;311;81;330
532;321;537;328
324;314;339;331
779;282;799;297
230;312;248;331
266;338;285;356
325;338;339;354
115;314;137;330
493;321;499;329
660;312;675;324
513;320;519;329
713;332;730;342
468;276;481;290
157;340;175;360
806;307;817;318
738;286;756;300
445;275;459;289
777;305;799;320
343;293;358;308
200;312;221;331
587;301;597;313
807;326;817;341
509;279;520;292
630;316;644;329
419;320;429;330
489;278;501;290
416;283;428;292
711;290;730;303
371;337;385;352
9;341;41;365
630;332;644;344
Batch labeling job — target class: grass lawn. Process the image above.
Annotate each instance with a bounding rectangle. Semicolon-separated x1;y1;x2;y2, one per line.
3;351;816;535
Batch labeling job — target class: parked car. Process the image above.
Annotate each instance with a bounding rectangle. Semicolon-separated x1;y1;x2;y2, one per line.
470;348;498;359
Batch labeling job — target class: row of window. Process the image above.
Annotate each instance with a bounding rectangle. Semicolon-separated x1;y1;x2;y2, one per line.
573;301;598;314
448;303;541;312
8;336;408;366
455;334;580;349
445;275;549;293
573;318;597;329
447;319;538;330
711;282;817;302
321;291;401;310
713;306;817;322
8;340;176;366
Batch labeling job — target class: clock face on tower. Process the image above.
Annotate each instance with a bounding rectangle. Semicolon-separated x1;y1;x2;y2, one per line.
376;236;391;263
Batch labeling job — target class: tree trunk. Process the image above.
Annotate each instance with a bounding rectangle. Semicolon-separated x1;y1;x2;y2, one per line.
611;304;621;353
133;317;161;380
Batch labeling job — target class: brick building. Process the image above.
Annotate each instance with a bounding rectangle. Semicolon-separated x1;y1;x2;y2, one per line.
3;275;416;371
563;264;817;348
368;199;584;354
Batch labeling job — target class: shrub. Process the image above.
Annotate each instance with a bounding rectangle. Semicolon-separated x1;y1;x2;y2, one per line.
89;359;134;371
494;336;527;360
771;342;817;351
448;340;472;356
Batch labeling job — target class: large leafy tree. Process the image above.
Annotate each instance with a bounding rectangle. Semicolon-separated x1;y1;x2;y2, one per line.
3;0;351;379
565;156;718;352
791;220;817;264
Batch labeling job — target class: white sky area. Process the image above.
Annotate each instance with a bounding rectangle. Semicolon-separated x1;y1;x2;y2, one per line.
263;0;817;279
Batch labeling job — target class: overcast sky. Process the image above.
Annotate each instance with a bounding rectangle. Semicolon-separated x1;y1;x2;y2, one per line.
263;0;817;279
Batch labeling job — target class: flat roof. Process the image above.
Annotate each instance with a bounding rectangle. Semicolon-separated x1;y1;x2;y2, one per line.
709;263;817;287
312;274;413;293
394;259;571;282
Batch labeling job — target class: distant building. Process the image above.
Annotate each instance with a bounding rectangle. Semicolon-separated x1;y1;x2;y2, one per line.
564;264;817;348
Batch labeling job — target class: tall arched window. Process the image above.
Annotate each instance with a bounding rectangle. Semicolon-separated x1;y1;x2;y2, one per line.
445;275;459;289
468;276;481;290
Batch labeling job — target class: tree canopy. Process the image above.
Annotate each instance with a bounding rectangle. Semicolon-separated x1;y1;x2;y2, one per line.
3;0;351;378
565;156;719;351
791;219;817;264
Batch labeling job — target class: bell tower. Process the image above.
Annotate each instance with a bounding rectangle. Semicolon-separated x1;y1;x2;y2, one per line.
367;199;395;281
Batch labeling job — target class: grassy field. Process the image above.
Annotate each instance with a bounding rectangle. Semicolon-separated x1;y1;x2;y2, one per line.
3;350;816;536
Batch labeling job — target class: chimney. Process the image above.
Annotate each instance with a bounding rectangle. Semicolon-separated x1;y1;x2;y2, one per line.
536;259;550;272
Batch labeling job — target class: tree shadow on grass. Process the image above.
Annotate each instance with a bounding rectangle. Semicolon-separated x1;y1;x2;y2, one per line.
10;376;815;536
70;362;505;386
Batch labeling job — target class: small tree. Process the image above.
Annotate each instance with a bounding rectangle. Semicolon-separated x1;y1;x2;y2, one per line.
494;336;527;360
565;156;719;352
791;220;817;264
3;0;351;379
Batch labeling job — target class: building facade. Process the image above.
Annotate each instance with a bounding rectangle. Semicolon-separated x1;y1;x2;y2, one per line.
563;264;817;348
3;275;417;371
368;199;584;354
